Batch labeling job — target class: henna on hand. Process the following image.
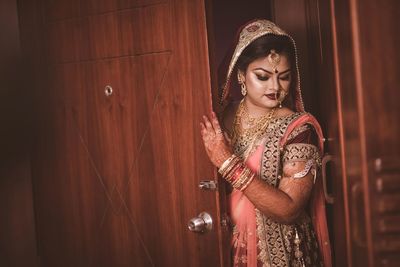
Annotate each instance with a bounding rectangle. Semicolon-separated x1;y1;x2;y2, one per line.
200;112;232;168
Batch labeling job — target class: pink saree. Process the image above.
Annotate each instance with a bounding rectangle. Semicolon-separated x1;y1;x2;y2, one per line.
230;144;263;266
229;113;332;267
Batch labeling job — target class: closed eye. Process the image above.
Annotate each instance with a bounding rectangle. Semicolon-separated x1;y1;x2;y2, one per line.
279;75;291;81
256;75;269;81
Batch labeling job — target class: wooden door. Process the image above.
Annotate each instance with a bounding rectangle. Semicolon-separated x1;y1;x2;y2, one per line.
19;0;225;266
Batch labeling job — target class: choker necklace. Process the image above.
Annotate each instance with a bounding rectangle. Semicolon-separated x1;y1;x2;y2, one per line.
233;100;276;142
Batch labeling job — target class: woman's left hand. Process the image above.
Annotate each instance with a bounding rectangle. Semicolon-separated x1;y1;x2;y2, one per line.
200;112;232;168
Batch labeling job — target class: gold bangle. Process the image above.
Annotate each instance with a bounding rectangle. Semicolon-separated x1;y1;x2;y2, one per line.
240;173;255;191
232;167;251;189
232;166;255;190
226;163;244;183
222;157;241;178
218;154;236;174
221;156;239;176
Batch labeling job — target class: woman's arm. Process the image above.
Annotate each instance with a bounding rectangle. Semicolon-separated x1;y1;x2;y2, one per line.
243;126;320;223
200;112;319;224
242;161;314;224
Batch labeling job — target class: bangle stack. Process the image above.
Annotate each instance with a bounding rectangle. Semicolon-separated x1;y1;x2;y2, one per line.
218;154;256;191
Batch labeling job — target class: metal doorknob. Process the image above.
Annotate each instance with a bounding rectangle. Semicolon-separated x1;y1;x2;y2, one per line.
188;212;213;233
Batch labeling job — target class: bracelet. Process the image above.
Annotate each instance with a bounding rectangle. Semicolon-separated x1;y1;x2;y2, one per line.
227;164;244;184
231;165;256;191
219;156;257;191
221;157;241;178
232;167;251;189
240;173;255;191
218;154;236;175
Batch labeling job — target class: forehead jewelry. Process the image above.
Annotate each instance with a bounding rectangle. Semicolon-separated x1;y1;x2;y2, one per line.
267;49;281;73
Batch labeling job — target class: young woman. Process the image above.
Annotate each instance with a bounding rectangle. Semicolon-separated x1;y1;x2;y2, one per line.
200;20;332;267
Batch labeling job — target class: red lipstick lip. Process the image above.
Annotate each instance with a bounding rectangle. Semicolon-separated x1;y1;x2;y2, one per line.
265;93;277;100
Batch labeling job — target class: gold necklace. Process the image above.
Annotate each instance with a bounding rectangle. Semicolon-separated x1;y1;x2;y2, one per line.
233;101;276;142
241;101;273;128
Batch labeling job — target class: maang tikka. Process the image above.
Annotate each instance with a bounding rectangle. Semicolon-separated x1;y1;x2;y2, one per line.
267;49;281;73
268;49;286;107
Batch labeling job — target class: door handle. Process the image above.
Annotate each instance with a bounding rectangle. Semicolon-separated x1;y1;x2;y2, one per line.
321;154;335;204
188;212;213;233
198;180;217;191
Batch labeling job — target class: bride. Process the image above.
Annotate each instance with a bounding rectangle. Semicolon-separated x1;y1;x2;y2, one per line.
200;19;332;267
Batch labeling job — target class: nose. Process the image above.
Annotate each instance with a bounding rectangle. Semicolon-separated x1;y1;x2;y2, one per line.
270;75;279;92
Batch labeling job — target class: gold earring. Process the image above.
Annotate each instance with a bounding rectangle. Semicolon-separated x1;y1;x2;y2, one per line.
241;83;247;96
238;73;247;96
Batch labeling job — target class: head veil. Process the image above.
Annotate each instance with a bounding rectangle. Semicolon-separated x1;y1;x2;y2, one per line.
218;19;305;112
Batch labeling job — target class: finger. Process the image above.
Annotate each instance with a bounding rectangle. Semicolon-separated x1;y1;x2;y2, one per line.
202;115;214;131
200;122;207;136
211;112;222;133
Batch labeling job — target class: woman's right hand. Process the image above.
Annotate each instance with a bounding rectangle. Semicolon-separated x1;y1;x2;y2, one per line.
200;112;233;168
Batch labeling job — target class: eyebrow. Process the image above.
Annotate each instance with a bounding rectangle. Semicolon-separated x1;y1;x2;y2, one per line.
253;68;291;75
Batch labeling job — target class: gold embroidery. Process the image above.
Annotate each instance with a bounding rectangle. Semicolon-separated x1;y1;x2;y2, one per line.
232;113;324;267
256;209;271;267
282;143;320;164
257;113;303;267
282;143;321;182
286;124;310;142
241;255;248;263
281;224;294;253
260;113;303;186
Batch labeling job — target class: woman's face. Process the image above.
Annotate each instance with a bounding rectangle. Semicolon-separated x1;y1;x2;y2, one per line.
239;53;292;111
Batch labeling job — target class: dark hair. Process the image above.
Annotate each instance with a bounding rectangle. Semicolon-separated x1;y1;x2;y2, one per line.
236;34;294;72
236;34;297;109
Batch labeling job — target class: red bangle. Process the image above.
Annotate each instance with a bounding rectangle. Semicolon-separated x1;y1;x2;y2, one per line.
230;165;244;183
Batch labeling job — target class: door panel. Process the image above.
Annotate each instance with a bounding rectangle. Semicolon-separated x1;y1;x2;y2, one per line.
43;0;165;21
45;3;171;63
21;0;224;266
